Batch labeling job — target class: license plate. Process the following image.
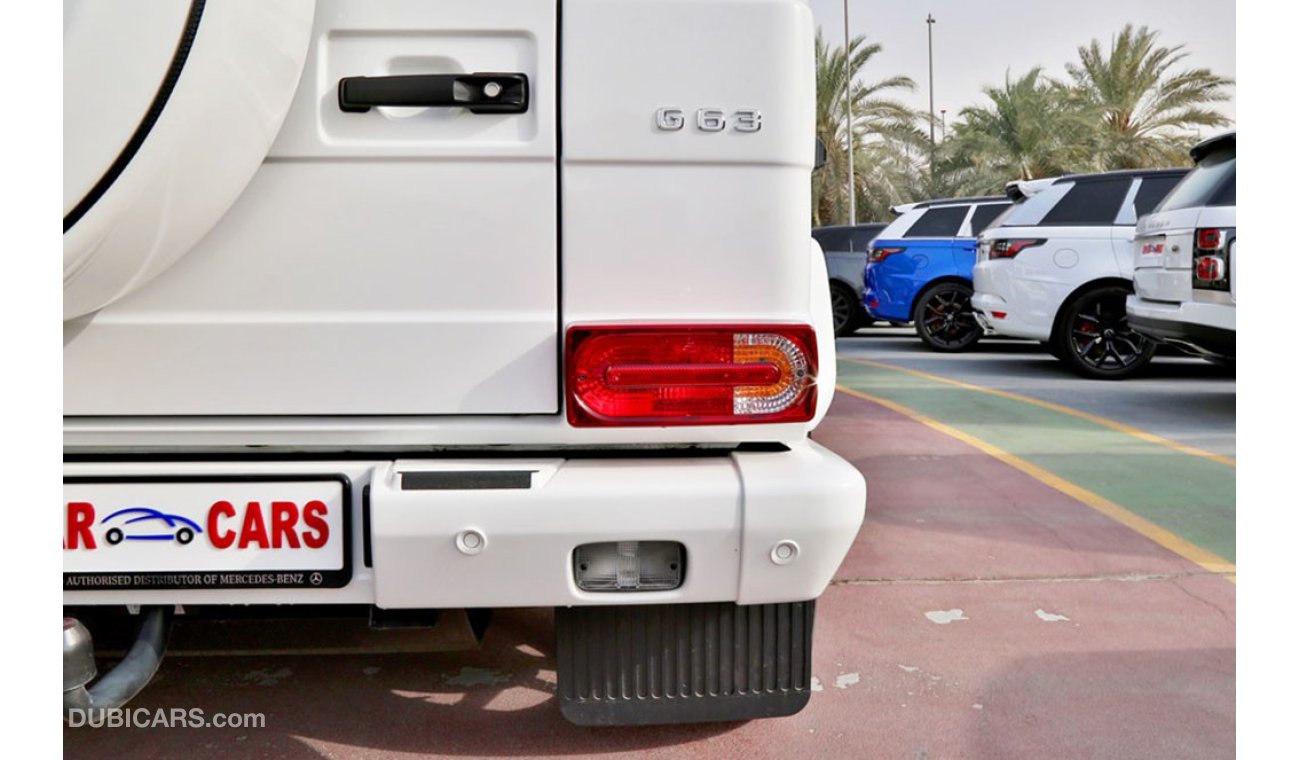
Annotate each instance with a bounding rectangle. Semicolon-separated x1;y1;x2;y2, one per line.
1138;235;1167;256
63;476;351;591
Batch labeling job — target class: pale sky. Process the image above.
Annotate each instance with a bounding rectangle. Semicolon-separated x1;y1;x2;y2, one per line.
807;0;1237;135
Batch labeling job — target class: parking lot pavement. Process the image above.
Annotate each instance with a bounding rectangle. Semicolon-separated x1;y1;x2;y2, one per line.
833;333;1236;567
64;332;1235;759
839;326;1237;458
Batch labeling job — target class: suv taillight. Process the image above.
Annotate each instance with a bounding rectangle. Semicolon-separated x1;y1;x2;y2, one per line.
869;247;904;263
1196;228;1223;251
989;238;1046;260
565;325;817;427
1193;227;1232;291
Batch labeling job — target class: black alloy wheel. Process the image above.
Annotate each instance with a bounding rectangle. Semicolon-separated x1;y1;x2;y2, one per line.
1055;285;1156;379
913;282;982;352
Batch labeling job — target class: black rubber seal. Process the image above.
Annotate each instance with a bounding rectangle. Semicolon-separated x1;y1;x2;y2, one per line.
63;0;206;233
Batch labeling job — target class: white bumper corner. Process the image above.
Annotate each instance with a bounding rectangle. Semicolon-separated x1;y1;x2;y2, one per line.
971;291;1050;341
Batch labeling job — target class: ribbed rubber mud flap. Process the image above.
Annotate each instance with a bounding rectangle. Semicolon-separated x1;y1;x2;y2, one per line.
555;601;816;726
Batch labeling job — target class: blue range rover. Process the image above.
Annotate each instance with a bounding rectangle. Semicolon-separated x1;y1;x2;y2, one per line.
863;196;1011;351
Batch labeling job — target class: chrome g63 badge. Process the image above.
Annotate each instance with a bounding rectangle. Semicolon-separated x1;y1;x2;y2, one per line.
655;108;761;132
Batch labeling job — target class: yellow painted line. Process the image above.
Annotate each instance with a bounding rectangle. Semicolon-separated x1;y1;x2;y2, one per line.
841;356;1236;468
836;383;1236;580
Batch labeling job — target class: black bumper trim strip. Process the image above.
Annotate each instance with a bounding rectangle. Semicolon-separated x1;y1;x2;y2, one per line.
400;470;534;491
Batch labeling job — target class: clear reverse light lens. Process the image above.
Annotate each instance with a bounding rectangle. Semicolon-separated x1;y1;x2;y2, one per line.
574;541;684;591
732;332;810;415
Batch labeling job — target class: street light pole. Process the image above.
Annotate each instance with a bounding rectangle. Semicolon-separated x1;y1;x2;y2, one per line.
843;0;856;225
926;13;936;186
926;14;936;150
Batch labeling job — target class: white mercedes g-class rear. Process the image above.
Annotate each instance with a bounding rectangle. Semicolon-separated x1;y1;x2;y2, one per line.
63;0;866;726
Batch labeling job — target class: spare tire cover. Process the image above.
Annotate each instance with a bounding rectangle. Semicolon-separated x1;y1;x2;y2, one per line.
63;0;314;320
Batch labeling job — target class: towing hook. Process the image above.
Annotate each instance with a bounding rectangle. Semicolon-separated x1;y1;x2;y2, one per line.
64;606;173;720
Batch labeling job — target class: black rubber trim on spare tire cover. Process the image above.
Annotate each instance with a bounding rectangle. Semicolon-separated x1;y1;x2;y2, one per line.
62;0;206;233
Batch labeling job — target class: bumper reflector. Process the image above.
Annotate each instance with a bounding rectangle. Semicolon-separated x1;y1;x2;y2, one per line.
574;541;684;592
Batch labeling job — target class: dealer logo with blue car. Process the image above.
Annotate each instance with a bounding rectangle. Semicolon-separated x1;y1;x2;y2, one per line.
99;507;204;546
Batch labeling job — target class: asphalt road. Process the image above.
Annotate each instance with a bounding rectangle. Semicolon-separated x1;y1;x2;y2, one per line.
839;326;1236;457
64;329;1236;759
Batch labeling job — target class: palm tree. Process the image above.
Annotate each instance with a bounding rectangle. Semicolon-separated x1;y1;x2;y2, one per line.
934;68;1098;196
853;138;928;221
1067;24;1234;168
814;31;924;225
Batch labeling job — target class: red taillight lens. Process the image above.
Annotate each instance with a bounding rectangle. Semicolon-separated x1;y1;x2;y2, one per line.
605;362;782;388
1195;256;1224;282
1193;228;1232;291
989;238;1046;260
1196;228;1223;251
566;325;817;426
869;247;904;263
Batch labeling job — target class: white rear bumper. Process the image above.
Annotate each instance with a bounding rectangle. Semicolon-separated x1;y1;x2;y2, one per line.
64;440;865;608
1126;296;1236;333
971;291;1051;341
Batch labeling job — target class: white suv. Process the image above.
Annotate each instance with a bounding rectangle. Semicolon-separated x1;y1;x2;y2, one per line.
972;168;1188;379
1127;132;1236;360
62;0;864;727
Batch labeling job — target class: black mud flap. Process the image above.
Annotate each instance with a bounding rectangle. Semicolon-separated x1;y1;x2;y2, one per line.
555;600;816;726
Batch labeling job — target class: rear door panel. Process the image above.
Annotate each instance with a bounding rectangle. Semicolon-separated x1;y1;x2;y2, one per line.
559;0;815;325
952;239;978;277
64;0;558;416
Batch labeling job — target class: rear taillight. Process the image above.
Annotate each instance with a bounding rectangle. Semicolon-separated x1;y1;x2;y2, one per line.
1196;228;1223;251
565;325;817;426
1193;227;1232;291
869;247;904;263
1195;256;1223;281
989;239;1046;260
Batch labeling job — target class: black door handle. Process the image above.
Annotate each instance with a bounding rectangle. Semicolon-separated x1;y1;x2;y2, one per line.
338;73;529;115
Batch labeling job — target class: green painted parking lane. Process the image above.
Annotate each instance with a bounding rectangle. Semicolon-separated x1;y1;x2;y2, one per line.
836;359;1236;562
